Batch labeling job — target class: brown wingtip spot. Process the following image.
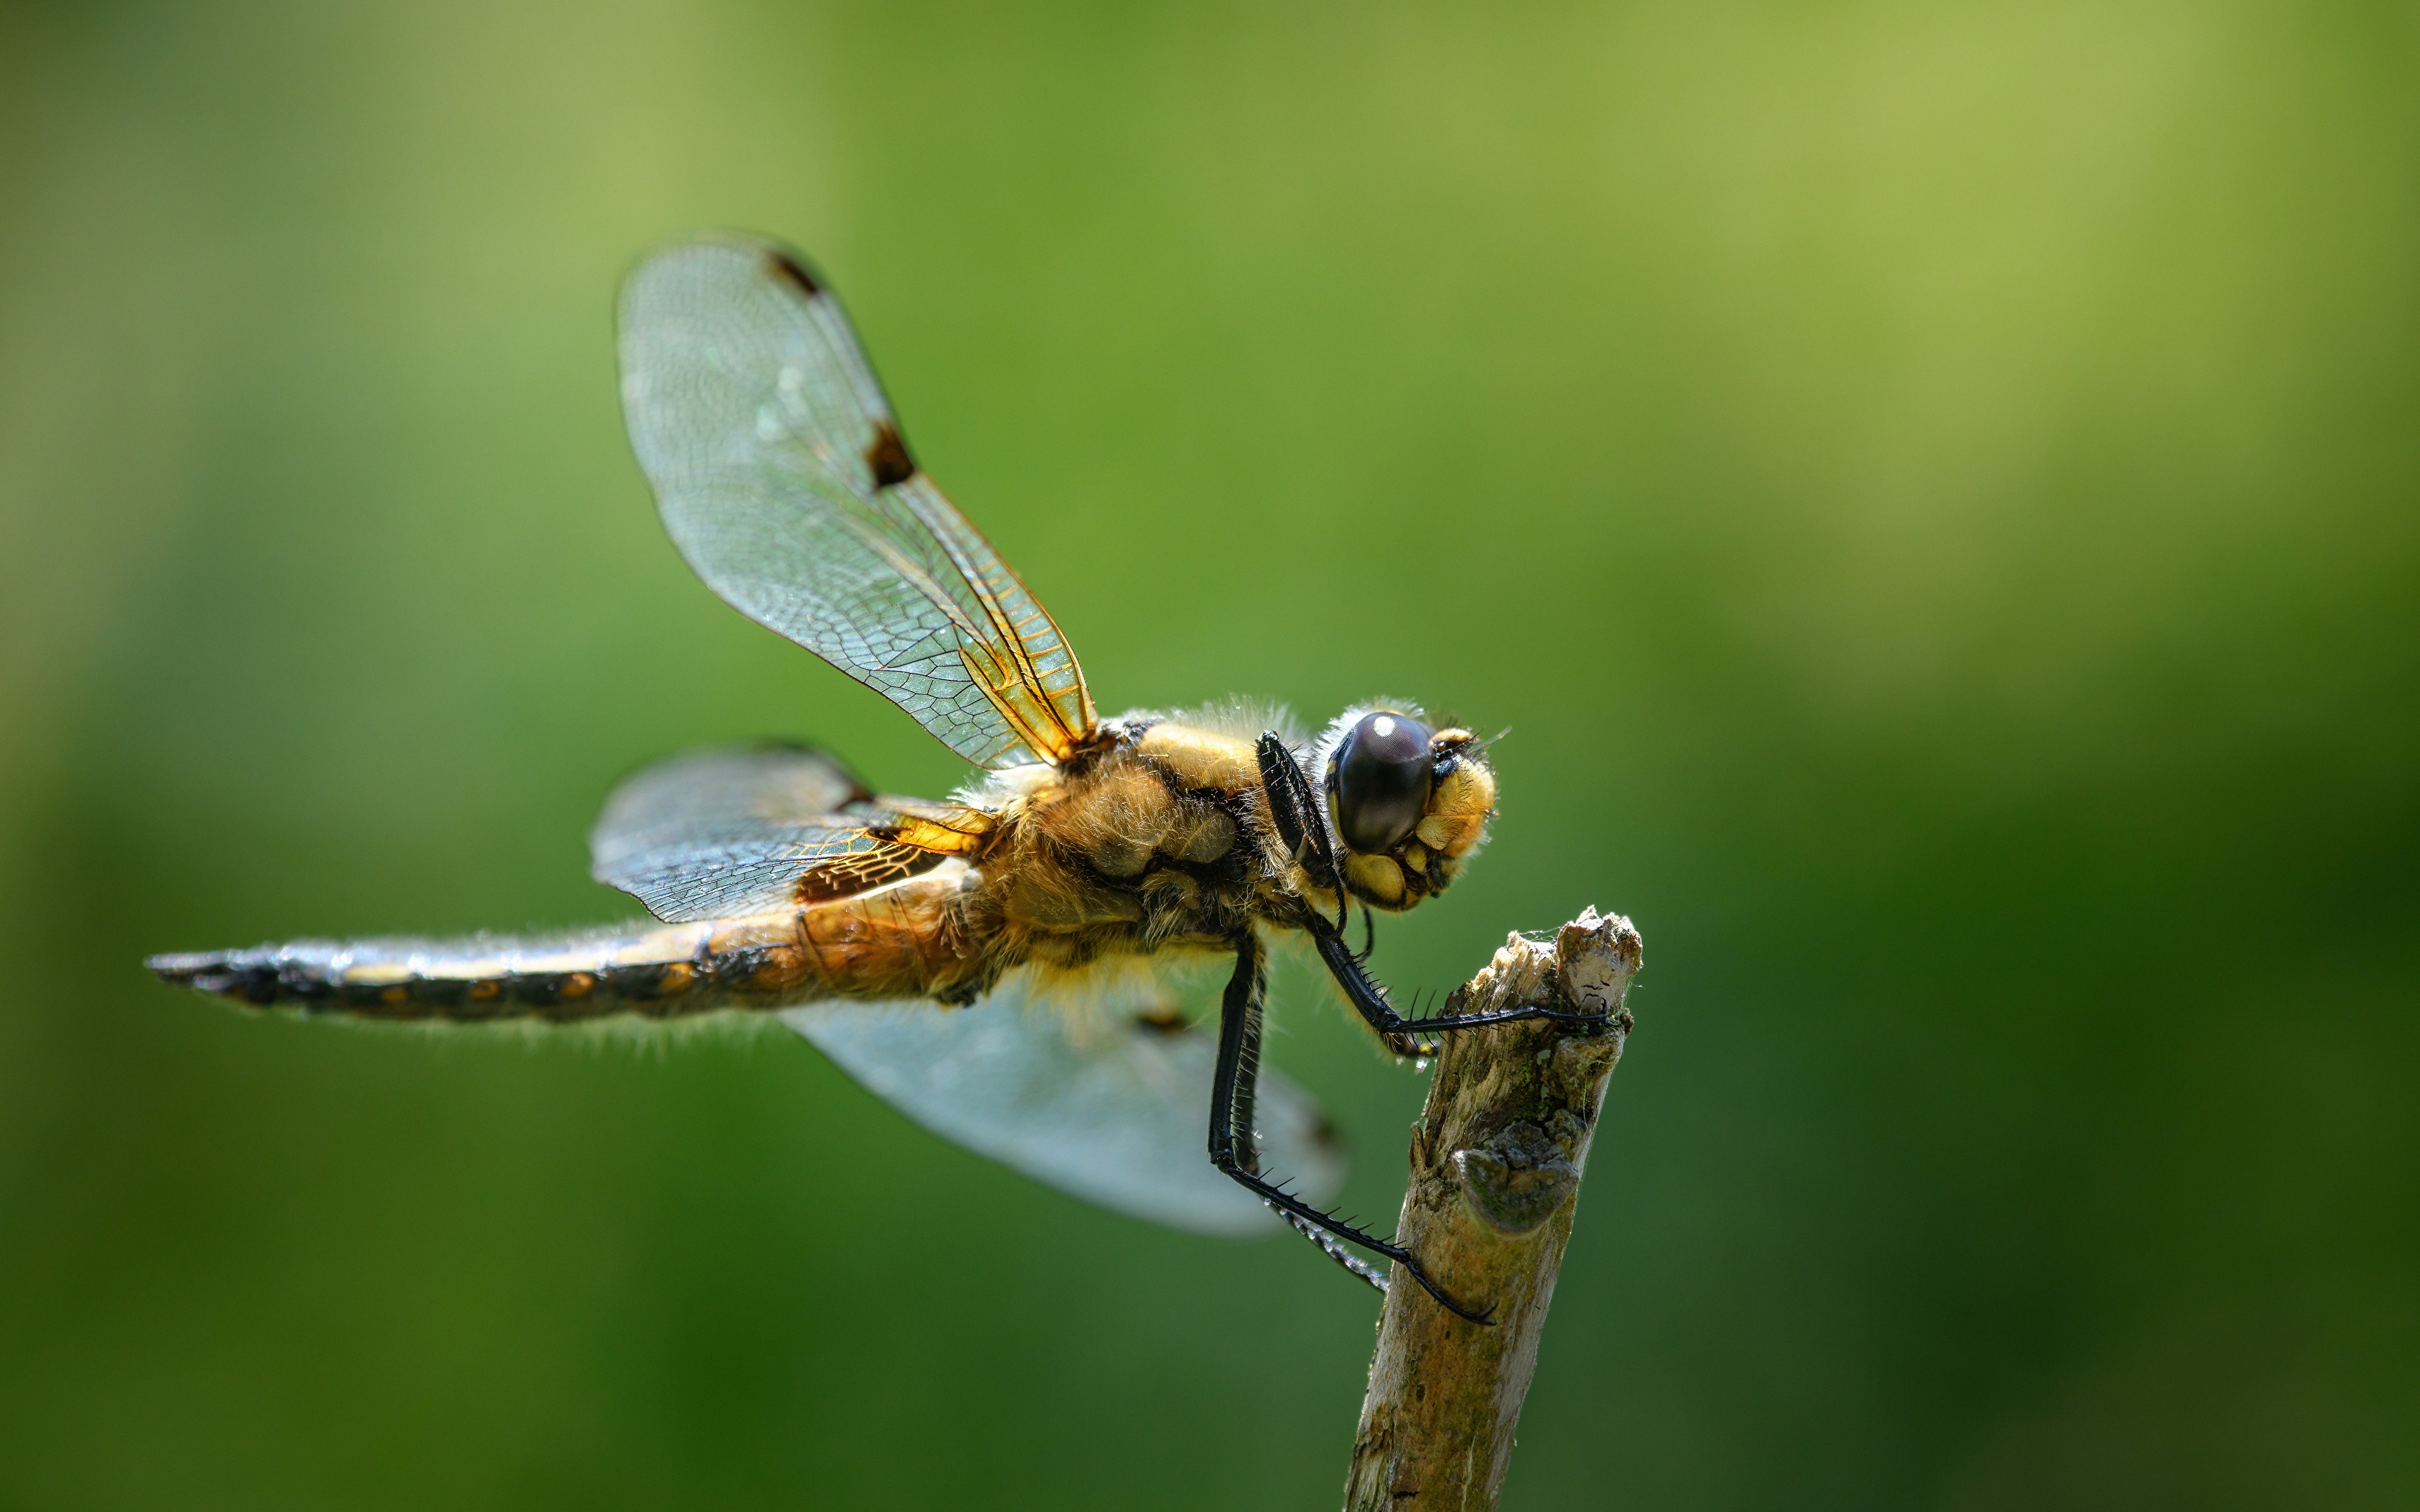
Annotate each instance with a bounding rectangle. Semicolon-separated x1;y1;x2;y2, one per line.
764;249;821;297
865;420;916;488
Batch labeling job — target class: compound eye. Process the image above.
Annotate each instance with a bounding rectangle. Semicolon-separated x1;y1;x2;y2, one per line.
1334;711;1434;854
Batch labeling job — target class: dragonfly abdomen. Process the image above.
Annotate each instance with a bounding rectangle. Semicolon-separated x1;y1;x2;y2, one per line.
147;918;765;1023
152;871;994;1022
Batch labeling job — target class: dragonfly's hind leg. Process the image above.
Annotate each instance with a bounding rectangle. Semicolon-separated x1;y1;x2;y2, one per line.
1276;1210;1392;1294
1206;933;1492;1324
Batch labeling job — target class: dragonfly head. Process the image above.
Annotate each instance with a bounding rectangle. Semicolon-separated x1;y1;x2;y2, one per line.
1317;707;1497;913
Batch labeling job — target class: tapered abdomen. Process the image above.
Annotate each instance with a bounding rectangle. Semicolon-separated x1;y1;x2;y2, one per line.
150;873;985;1022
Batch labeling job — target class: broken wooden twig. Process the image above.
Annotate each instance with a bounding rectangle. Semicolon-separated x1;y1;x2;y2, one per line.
1343;906;1642;1511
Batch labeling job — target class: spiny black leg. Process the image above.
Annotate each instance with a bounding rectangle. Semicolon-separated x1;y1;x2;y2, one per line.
1210;935;1382;1295
1260;729;1606;1051
1207;931;1265;1176
1257;733;1347;932
1310;916;1610;1045
1347;900;1426;1058
1279;1210;1392;1294
1208;931;1267;1176
1206;932;1492;1324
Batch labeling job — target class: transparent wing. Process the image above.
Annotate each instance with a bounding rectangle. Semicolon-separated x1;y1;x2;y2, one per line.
595;818;945;924
787;973;1345;1237
590;743;974;923
593;743;873;855
619;236;1097;769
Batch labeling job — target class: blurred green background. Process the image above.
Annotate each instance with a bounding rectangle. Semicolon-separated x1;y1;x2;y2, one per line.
3;1;2414;1506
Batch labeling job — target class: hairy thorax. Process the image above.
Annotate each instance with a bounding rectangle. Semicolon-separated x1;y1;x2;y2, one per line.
957;721;1272;975
763;712;1495;1010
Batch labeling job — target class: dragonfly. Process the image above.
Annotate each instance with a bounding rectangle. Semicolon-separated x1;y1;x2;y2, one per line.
149;235;1606;1320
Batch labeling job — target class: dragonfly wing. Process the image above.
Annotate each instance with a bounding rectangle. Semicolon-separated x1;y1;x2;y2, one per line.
590;743;962;923
594;817;946;925
619;236;1097;769
593;743;872;854
786;973;1345;1238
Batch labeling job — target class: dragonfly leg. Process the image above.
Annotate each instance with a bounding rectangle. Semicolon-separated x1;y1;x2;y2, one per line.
1207;933;1492;1325
1276;1209;1393;1295
1256;733;1347;932
1259;731;1608;1053
1310;919;1611;1046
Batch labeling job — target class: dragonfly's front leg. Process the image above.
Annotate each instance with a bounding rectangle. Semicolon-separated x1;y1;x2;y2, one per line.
1205;932;1491;1324
1257;729;1608;1053
1307;912;1612;1053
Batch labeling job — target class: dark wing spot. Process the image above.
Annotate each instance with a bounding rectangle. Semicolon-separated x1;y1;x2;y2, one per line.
763;248;821;297
864;420;916;489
